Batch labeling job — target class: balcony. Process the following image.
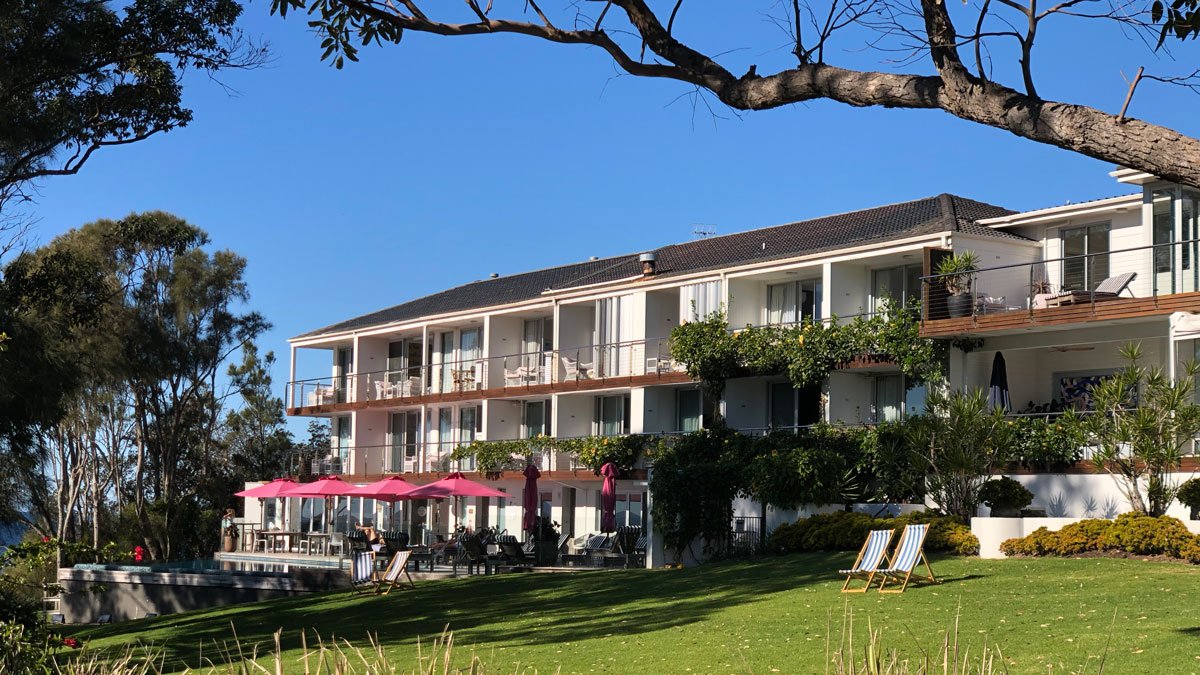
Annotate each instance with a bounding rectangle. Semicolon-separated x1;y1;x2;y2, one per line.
286;337;691;414
920;238;1200;338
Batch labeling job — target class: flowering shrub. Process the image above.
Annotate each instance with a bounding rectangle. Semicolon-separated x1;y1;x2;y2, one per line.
1006;416;1085;469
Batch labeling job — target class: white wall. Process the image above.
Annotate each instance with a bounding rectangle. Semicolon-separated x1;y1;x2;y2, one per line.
827;371;874;425
828;263;869;317
553;393;592;438
726;277;762;328
558;304;593;350
355;337;388;377
484;399;522;441
724;377;767;429
485;315;523;388
640;385;679;433
954;235;1040;307
353;410;389;475
645;289;679;340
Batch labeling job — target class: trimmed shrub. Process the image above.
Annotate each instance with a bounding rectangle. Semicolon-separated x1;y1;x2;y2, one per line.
1100;513;1194;557
769;510;979;556
1000;514;1200;561
1177;478;1200;513
977;477;1034;513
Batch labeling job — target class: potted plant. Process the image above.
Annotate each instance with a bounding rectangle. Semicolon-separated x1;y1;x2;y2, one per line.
978;477;1034;517
532;516;561;566
1177;478;1200;519
935;251;980;318
222;524;239;552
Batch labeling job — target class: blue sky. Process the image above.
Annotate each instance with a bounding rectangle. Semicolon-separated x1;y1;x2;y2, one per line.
24;2;1200;431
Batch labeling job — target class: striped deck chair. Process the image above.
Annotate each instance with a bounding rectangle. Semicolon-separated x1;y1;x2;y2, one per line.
377;550;414;594
839;529;895;593
349;550;376;594
877;524;937;593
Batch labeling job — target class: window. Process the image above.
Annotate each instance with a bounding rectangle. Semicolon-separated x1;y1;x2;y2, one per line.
768;382;822;429
766;279;822;324
875;375;925;422
334;416;351;467
1152;188;1200;292
680;281;723;321
523;400;550;437
389;412;418;472
540;491;553;521
1061;223;1109;291
596;395;630;436
598;493;645;529
871;264;922;313
677;389;702;432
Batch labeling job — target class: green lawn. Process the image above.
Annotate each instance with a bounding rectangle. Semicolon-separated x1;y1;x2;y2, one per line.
73;554;1200;673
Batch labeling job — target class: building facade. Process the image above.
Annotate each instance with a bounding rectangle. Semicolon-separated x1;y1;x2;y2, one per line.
266;168;1200;549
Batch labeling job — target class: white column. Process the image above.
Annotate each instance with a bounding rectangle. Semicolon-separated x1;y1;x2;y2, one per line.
288;345;297;408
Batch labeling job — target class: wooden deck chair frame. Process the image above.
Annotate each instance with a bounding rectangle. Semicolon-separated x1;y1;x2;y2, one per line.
377;550;415;594
349;550;377;594
877;524;938;594
840;529;895;593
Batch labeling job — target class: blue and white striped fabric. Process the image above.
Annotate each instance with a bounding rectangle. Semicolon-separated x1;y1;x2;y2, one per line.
882;524;928;573
839;529;893;574
351;551;374;584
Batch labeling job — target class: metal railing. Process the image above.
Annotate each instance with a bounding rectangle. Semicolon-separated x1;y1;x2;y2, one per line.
920;238;1200;322
287;337;686;408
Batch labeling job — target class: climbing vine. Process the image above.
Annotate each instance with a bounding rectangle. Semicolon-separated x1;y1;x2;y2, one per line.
451;434;652;477
669;299;944;399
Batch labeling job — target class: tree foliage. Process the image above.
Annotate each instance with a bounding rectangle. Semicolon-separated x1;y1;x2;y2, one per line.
271;0;1200;187
1079;342;1200;517
0;0;266;213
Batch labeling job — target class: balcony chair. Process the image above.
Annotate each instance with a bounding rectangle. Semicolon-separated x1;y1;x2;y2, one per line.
1038;272;1137;308
562;356;595;380
504;365;530;386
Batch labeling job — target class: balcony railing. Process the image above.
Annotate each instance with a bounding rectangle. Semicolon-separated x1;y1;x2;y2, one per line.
286;337;686;408
920;237;1200;322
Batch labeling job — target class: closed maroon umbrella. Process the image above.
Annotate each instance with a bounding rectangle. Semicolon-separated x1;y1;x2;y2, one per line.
600;462;618;533
522;464;541;533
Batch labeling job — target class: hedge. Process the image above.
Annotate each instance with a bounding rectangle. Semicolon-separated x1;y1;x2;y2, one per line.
769;510;980;557
1000;513;1200;563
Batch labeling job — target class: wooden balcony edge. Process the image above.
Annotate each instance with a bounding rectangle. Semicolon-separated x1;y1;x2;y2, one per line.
919;291;1200;338
288;468;649;483
287;372;693;416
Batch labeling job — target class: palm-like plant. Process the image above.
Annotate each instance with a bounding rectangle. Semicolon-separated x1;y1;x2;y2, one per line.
1080;342;1200;516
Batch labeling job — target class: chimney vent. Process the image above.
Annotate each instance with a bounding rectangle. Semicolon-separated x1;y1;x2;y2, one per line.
489;272;499;279
639;252;658;277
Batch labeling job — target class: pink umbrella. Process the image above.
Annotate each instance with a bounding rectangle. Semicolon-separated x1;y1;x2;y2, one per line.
406;472;509;499
522;464;541;533
234;477;297;498
600;462;618;533
348;476;418;529
347;476;418;501
283;475;357;497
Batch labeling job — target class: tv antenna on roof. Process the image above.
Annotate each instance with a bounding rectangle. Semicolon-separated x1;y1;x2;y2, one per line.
692;224;717;239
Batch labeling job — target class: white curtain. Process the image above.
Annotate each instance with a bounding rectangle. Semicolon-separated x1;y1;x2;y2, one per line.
680;280;723;322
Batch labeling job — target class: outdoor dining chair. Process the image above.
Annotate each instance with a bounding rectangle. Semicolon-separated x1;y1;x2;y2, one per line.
876;524;937;593
838;529;895;593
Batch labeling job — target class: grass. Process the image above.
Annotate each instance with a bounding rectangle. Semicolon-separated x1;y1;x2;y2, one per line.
71;553;1200;673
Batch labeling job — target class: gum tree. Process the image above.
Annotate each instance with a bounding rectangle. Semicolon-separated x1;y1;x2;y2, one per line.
272;0;1200;187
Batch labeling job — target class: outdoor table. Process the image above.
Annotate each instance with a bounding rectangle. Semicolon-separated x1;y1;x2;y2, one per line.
303;532;330;555
408;550;435;572
261;531;301;552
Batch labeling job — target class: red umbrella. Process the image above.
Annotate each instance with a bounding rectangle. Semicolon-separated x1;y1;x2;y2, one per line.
522;464;541;533
234;477;297;498
406;472;509;499
600;462;618;533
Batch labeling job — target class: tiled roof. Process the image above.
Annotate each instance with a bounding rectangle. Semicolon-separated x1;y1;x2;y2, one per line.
296;194;1022;338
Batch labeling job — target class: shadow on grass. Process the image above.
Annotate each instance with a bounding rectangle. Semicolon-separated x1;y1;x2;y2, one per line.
77;552;868;670
1175;627;1200;635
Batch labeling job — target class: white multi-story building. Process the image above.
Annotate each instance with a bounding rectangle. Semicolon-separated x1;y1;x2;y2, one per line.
269;168;1200;550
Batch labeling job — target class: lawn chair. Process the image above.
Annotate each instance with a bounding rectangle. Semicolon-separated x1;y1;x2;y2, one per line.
839;529;895;593
456;533;496;575
496;534;535;571
349;551;376;594
876;524;937;593
376;550;415;594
